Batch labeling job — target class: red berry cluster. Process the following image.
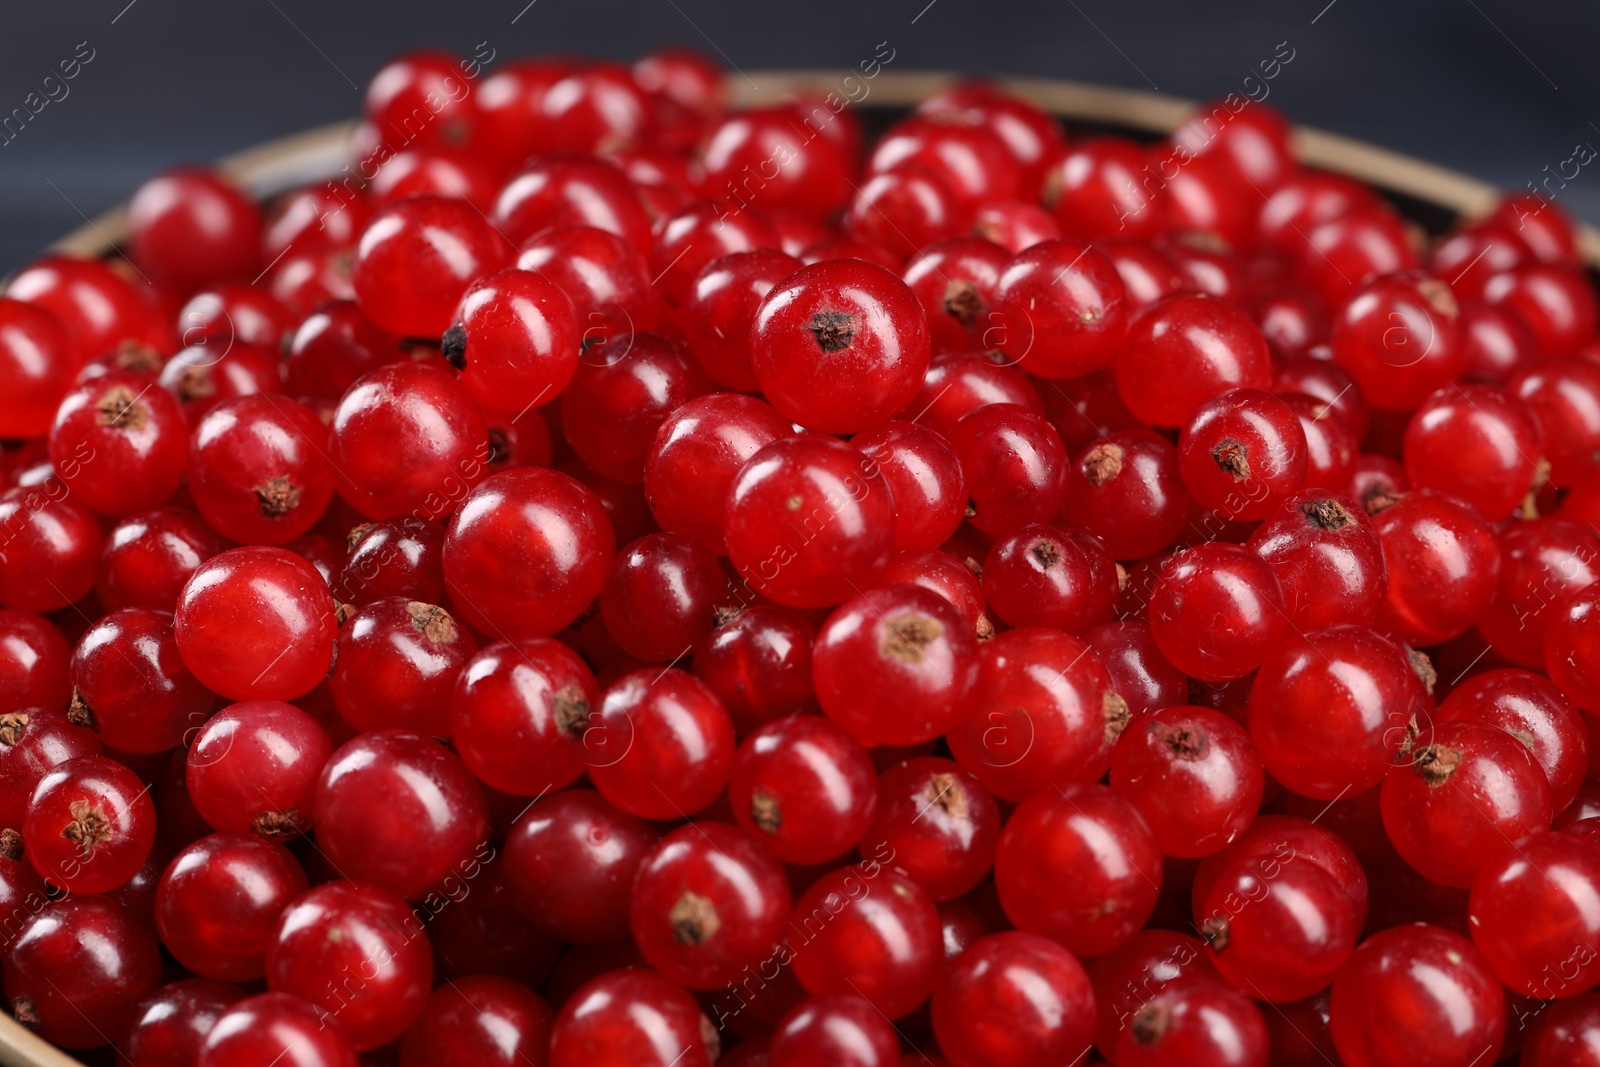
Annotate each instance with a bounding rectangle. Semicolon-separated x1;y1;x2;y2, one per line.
2;44;1600;1067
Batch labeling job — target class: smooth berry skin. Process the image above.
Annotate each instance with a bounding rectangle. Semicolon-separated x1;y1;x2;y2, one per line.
1438;668;1587;811
1250;625;1425;800
335;516;447;607
693;604;818;735
989;239;1128;378
97;508;225;613
329;598;475;735
750;258;931;434
0;487;104;612
1088;930;1218;1063
882;547;990;636
1469;832;1600;999
852;422;968;553
1329;925;1506;1067
704;105;853;222
24;753;154;893
505;789;657;945
682;249;805;392
630;822;791;989
174;546;336;702
178;282;293;353
0;610;71;713
947;403;1069;535
548;968;717;1067
3;896;161;1050
562;332;712;483
516;223;657;343
933;931;1096;1067
900;238;1012;356
948;627;1122;801
724;434;895;609
1246;493;1388;631
187;700;332;841
1110;706;1264;859
1368;489;1500;646
813;583;979;747
1086;620;1188;723
156;832;308;982
729;714;877;865
159;341;286;422
769;995;900;1067
198;991;357;1067
1065;431;1190;561
314;730;487;899
845;165;963;261
283;300;404;401
48;370;188;517
995;782;1162;957
982;524;1118;633
267;881;433;1051
123;978;246;1067
494;151;652;249
858;756;999;902
0;707;101;830
1547;583;1600;715
0;298;77;439
790;862;943;1019
1149;543;1287;682
650;198;781;324
1178;389;1308;522
188;395;333;544
128;167;261;289
1115;295;1273;428
70;606;214;754
1476;518;1600;668
444;267;579;414
1403;383;1544;520
352;196;510;338
450;636;597;796
1116;977;1269;1067
1383;720;1554;888
601;533;726;663
1486;262;1598;358
443;467;615;640
586;668;735;820
399;975;554;1067
1331;272;1466;411
329;362;490;522
644;392;794;555
1511;357;1600;487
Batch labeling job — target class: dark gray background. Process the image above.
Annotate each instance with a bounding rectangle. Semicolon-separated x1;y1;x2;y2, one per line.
3;0;1598;271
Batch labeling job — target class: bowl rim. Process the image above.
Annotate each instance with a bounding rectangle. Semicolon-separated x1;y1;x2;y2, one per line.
44;68;1600;267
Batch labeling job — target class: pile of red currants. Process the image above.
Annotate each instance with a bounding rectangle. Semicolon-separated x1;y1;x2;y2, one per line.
3;43;1600;1067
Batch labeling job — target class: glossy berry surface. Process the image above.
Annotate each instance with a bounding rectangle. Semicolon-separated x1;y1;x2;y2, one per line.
1115;295;1272;427
1110;705;1264;858
932;931;1096;1067
187;699;333;840
156;832;308;981
352;195;510;337
24;753;156;893
729;714;878;864
1148;543;1287;681
584;668;735;819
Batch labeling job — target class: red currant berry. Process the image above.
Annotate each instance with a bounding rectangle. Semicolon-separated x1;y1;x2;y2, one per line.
123;978;245;1067
562;333;712;483
450;635;597;795
187;699;332;840
267;880;433;1050
996;782;1161;956
188;395;333;543
5;255;165;364
156;832;308;981
128;168;261;290
750;259;931;433
548;968;718;1067
630;821;790;989
1178;389;1309;521
1329;924;1505;1067
1087;929;1218;1062
443;267;578;416
70;606;214;754
334;516;446;607
352;196;510;338
990;239;1128;378
399;975;553;1067
852;422;968;552
1438;667;1586;810
585;668;735;819
329;598;474;735
1469;830;1600;998
174;546;336;702
97;507;225;612
692;603;818;734
1117;976;1269;1067
858;756;999;901
47;371;188;516
1475;518;1600;668
4;895;161;1049
1402;383;1543;520
869;116;1022;214
0;610;71;714
1115;295;1273;427
790;861;942;1018
24;754;155;893
0;486;104;611
1485;262;1598;358
1149;543;1287;681
443;467;615;639
1110;705;1264;858
932;931;1095;1067
1064;431;1190;560
1370;488;1500;646
947;403;1069;535
981;524;1119;633
769;994;899;1067
729;714;878;865
1246;493;1388;631
1382;720;1553;888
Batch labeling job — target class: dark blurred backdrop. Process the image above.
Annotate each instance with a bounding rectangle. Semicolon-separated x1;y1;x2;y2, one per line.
2;0;1599;270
